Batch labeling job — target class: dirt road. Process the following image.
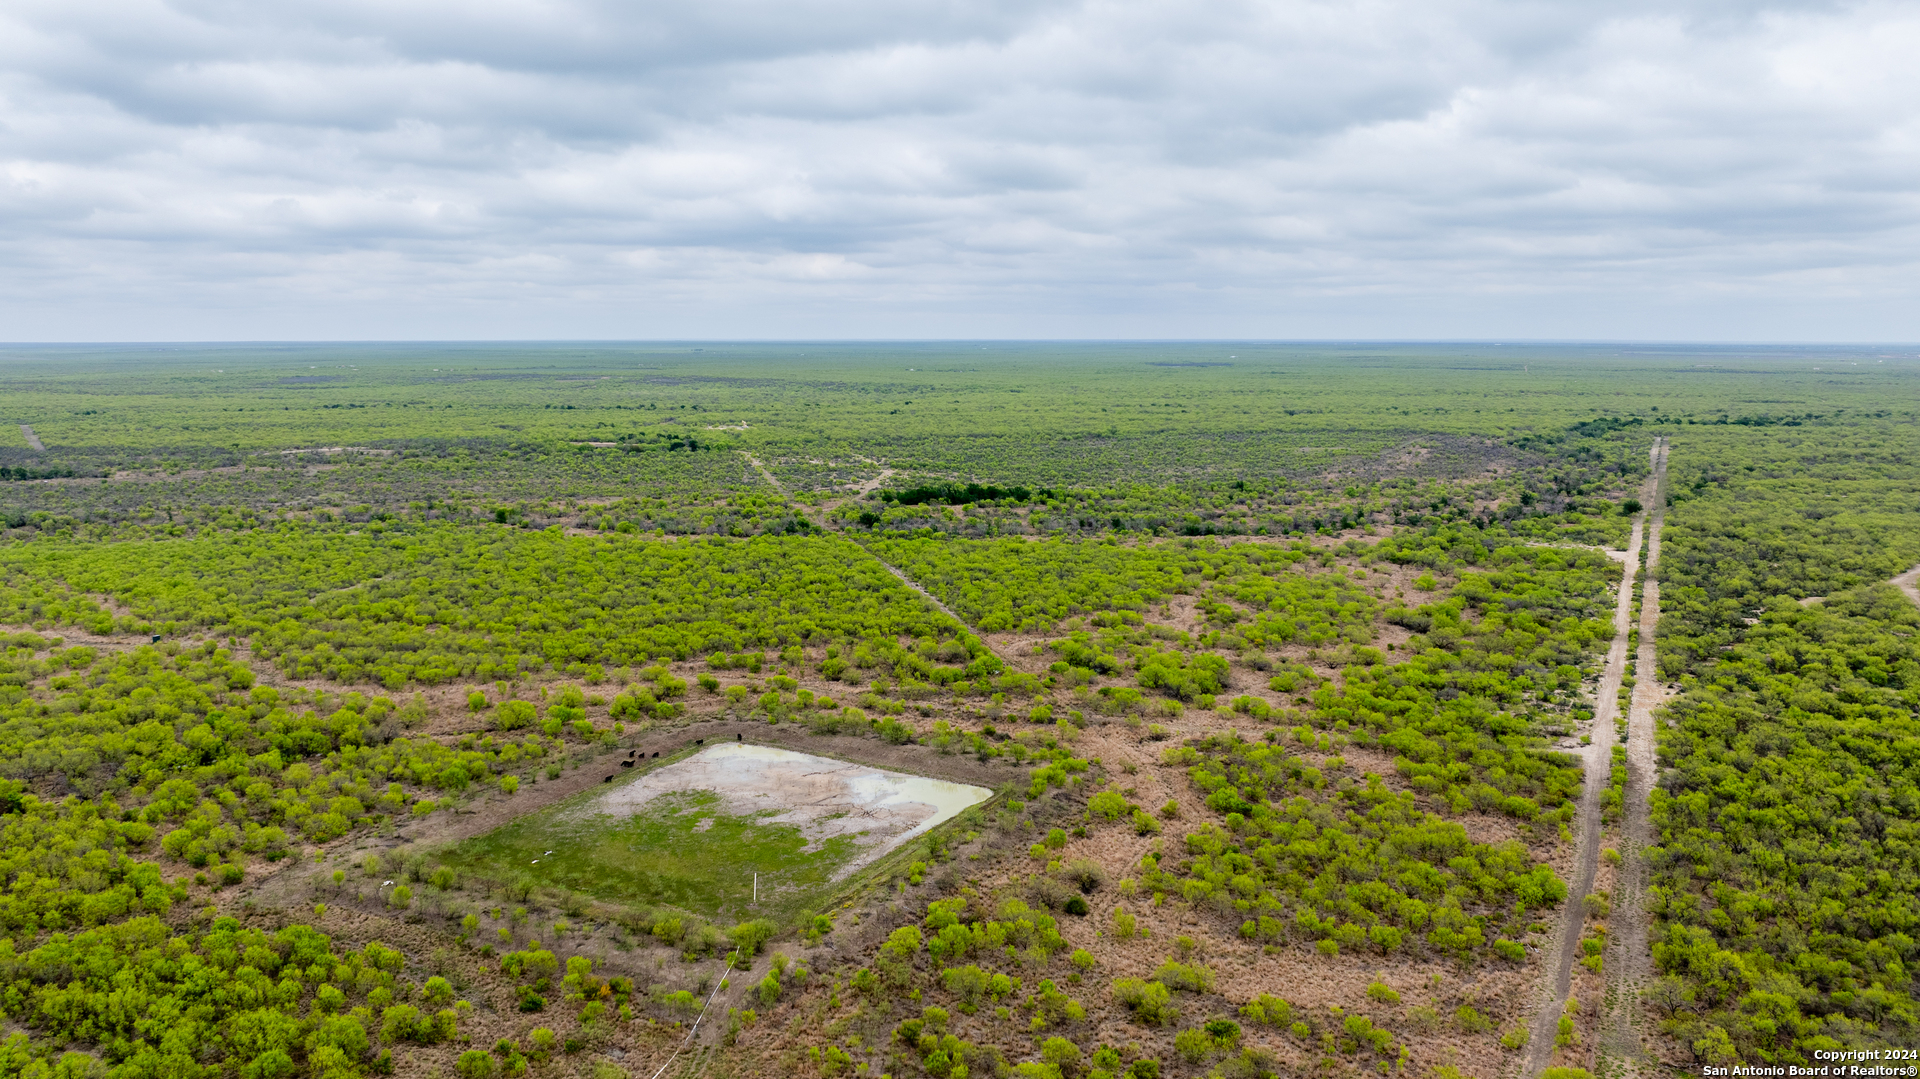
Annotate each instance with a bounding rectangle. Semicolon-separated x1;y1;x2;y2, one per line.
741;451;1006;660
1523;437;1665;1075
1595;438;1670;1075
1893;563;1920;608
739;452;794;512
19;425;44;451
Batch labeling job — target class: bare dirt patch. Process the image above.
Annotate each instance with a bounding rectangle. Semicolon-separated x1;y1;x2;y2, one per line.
1893;564;1920;609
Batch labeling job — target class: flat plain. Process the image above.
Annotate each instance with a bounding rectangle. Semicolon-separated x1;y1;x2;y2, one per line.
1;341;1916;1079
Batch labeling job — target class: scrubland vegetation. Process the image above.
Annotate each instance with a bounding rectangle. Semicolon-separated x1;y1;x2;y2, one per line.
3;531;988;689
0;342;1914;1077
1646;421;1920;1062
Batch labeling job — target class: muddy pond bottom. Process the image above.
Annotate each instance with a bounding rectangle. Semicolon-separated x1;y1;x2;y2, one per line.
439;744;991;920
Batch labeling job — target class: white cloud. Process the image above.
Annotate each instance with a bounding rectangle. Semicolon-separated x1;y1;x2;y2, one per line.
1;0;1916;339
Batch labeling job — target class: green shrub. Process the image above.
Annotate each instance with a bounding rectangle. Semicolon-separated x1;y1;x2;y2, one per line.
1111;978;1177;1026
1150;960;1214;994
1089;790;1130;820
1238;993;1292;1027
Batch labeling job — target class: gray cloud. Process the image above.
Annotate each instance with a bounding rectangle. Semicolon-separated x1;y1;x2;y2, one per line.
1;0;1916;340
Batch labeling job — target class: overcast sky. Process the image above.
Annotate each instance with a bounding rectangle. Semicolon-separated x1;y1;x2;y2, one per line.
2;0;1916;341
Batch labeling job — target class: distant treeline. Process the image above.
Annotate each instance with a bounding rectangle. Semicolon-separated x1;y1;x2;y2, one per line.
0;466;94;482
595;431;714;453
1567;416;1644;438
878;482;1053;506
1554;409;1862;443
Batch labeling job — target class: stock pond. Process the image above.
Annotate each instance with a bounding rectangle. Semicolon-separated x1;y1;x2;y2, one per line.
440;743;992;920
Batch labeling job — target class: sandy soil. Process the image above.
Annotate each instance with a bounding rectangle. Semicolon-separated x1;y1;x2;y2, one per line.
1519;437;1662;1079
93;464;342;483
851;467;895;497
1592;437;1674;1077
0;623;144;651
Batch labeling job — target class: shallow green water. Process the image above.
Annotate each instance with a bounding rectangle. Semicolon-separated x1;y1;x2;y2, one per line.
441;787;865;921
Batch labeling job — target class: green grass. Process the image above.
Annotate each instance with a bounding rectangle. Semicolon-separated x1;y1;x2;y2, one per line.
440;784;865;923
